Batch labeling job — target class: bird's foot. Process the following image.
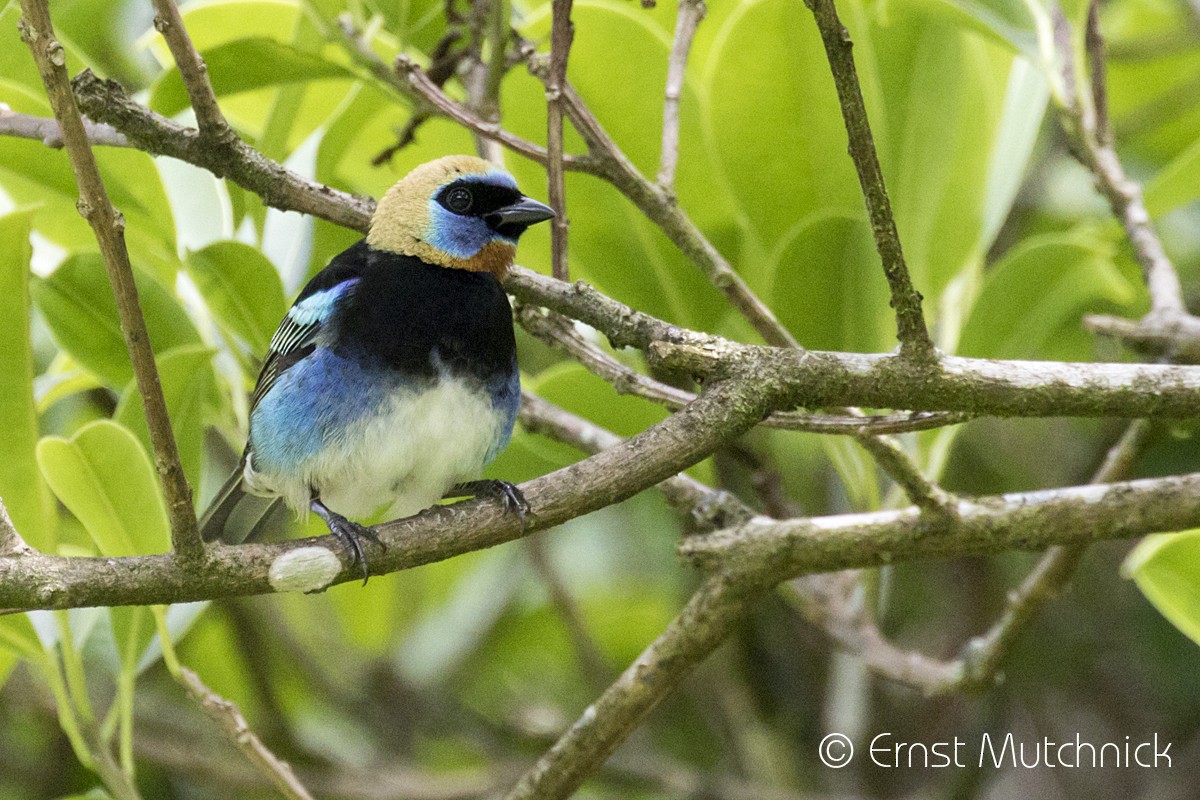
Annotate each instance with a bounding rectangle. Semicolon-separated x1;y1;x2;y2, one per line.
310;499;385;585
447;480;530;523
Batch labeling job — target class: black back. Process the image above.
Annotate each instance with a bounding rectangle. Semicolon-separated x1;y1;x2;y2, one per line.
327;242;517;386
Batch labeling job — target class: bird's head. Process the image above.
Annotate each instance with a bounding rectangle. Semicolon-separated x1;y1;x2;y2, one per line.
367;155;555;279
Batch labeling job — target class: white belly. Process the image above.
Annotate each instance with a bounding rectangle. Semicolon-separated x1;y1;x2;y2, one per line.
248;378;505;521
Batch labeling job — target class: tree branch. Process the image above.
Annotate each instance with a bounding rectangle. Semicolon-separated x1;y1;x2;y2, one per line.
804;0;935;359
681;471;1200;581
503;572;761;800
0;106;129;148
1057;3;1187;319
18;0;201;558
0;498;31;557
657;0;705;191
0;376;780;610
546;0;574;281
71;70;375;233
177;667;316;800
651;339;1200;418
516;305;969;435
149;0;234;141
956;418;1150;689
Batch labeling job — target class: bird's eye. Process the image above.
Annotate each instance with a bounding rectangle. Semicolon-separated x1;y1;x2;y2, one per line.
445;186;473;214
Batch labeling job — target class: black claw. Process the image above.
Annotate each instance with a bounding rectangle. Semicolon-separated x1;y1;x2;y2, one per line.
311;499;383;585
496;481;530;522
446;480;530;525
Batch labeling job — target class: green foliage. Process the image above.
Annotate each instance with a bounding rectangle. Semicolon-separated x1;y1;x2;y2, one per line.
0;210;56;551
1126;531;1200;647
32;254;201;388
36;419;170;557
1;0;1199;796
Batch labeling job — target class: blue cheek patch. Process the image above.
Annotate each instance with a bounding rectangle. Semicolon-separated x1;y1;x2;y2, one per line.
425;200;499;259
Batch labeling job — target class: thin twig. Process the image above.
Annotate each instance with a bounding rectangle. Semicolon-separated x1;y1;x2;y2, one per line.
19;0;202;558
852;433;956;514
1056;4;1187;318
503;572;762;800
149;0;234;141
516;303;970;435
1086;312;1200;363
546;0;574;280
1084;0;1110;145
658;0;705;191
541;77;801;348
177;667;317;800
394;55;580;168
804;0;935;359
526;535;614;692
0;499;31;557
71;70;375;233
957;419;1150;689
0;106;130;148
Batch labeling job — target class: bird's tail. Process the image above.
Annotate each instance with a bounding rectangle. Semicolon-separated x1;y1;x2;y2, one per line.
198;467;287;545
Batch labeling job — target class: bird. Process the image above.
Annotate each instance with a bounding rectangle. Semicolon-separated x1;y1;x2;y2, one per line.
198;155;554;581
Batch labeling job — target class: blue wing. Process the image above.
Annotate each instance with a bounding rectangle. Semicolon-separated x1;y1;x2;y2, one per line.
249;240;369;411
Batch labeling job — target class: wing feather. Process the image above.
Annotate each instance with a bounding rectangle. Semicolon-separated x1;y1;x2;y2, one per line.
248;240;370;412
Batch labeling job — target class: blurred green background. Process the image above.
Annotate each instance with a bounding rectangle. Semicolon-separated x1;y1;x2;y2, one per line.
2;0;1200;797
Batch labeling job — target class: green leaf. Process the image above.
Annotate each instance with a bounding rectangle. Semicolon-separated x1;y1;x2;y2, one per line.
503;3;732;332
149;38;353;117
959;230;1137;360
1145;135;1200;219
143;0;302;58
704;0;862;250
0;614;42;661
0;210;56;552
31;254;201;389
36;420;171;557
768;212;892;352
922;0;1040;59
1126;531;1200;648
184;242;287;353
113;345;222;491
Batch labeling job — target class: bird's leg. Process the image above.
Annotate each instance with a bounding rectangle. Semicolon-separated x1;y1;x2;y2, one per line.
446;480;530;521
310;497;384;585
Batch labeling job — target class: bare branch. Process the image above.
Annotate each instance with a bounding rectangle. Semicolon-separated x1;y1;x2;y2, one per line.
18;1;201;558
957;419;1150;689
1055;5;1187;318
0;106;129;148
543;78;801;348
71;70;375;233
0;377;779;610
149;0;233;141
682;470;1200;582
0;499;31;557
658;0;705;191
803;0;935;359
504;573;759;800
177;667;316;800
1086;313;1200;363
547;0;574;281
394;55;585;170
1084;0;1111;145
516;303;970;435
652;339;1200;419
853;433;956;513
786;572;962;691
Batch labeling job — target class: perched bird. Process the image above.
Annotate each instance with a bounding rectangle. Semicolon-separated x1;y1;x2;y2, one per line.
199;155;554;579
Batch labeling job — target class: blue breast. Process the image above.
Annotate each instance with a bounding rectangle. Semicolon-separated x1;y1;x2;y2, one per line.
250;348;404;473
